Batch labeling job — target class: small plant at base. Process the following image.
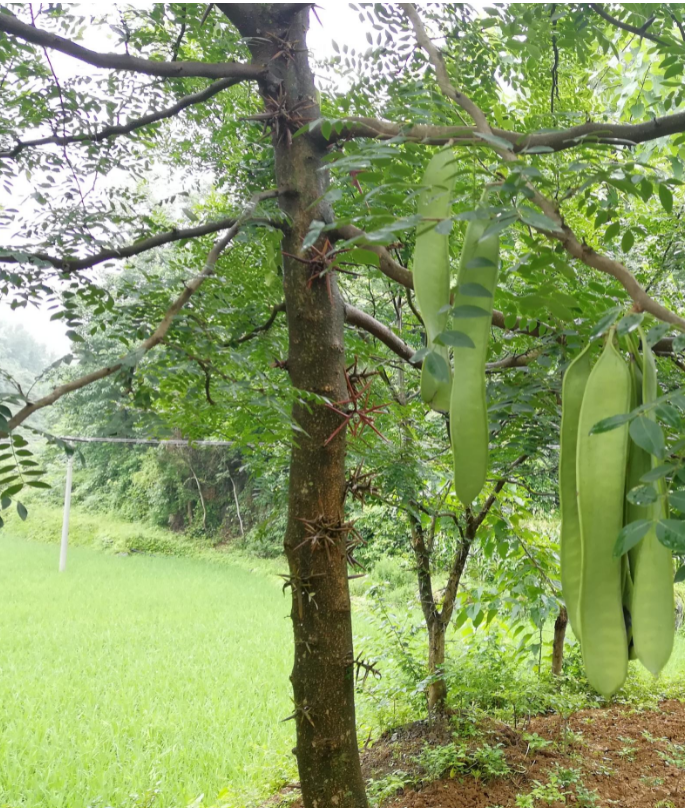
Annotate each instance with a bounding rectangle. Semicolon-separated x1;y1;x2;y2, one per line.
415;740;510;783
366;770;412;806
515;772;569;806
522;732;552;753
659;741;685;770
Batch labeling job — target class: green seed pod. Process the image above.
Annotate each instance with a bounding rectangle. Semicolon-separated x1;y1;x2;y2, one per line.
413;148;457;412
630;328;674;675
559;343;594;642
449;196;500;505
577;334;630;697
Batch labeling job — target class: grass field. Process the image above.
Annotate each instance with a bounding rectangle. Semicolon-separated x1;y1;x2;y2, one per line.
2;516;684;808
0;534;296;808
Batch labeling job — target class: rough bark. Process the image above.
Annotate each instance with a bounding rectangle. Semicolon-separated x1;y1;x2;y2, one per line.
427;621;447;710
552;605;568;676
220;6;368;807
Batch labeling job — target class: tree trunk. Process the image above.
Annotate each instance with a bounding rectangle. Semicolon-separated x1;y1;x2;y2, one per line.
219;6;368;807
552;605;568;676
427;620;447;711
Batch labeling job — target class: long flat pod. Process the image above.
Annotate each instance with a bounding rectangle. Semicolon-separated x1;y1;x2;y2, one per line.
449;197;500;505
624;360;649;634
413;147;457;412
559;342;594;641
577;335;630;697
631;329;674;675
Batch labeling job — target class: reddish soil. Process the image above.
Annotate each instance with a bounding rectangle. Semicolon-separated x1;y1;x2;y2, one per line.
274;700;685;807
378;700;685;808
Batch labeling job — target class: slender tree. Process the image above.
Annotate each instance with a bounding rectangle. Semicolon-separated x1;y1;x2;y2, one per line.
4;6;685;807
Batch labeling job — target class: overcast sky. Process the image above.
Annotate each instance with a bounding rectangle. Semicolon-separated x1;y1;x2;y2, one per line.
1;2;371;356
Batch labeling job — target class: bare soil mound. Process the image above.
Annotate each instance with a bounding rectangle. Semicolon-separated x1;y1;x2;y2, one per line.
375;700;685;807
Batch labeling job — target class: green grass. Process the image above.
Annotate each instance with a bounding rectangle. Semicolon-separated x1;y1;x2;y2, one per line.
0;533;296;808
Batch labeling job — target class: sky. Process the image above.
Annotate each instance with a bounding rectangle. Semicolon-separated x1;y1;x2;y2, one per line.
1;1;370;356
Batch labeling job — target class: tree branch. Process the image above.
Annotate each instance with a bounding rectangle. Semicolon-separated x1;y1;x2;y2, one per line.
1;77;242;159
0;211;283;273
345;304;416;363
322;110;685;154
401;3;685;333
6;191;274;431
331;225;545;339
230;300;287;345
0;12;267;80
589;4;667;46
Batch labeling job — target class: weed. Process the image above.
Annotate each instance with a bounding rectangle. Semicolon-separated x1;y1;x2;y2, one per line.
515;775;567;807
616;736;637;761
415;740;510;783
366;770;412;806
522;732;552;753
640;775;665;787
659;742;685;770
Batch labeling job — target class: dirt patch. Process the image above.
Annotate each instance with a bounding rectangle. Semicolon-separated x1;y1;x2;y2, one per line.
273;700;685;808
382;700;685;808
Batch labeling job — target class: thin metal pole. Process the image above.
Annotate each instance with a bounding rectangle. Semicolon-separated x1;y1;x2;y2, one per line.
59;455;74;572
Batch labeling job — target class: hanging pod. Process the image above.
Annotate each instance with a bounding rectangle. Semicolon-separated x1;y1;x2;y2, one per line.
449;193;500;506
559;342;594;642
624;358;648;661
413;147;457;412
629;328;674;675
577;334;631;697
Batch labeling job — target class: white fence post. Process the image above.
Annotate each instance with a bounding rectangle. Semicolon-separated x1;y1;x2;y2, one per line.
59;455;74;572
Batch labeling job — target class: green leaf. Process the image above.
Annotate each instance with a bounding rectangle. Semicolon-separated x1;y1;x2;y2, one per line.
474;131;514;151
675;566;685;583
458;282;492;298
646;323;670;346
639;179;653;202
617;312;644;336
347;248;380;267
434;330;476;348
604;221;620;241
627;485;657;506
656;519;685;552
590;412;632;434
16;501;27;521
1;496;10;509
479;216;515;241
0;484;22;499
669;490;685;513
24;481;51;489
302;219;326;250
590;307;621;338
520;145;555;154
621;229;635;253
518;208;564;233
424;351;450;383
641;463;676;482
504;312;518;329
656;403;682;428
434;218;453;235
659;184;674;214
674;333;685;353
613;519;652;557
451;304;490;318
630;417;665;459
410;347;430;364
546;298;575;322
